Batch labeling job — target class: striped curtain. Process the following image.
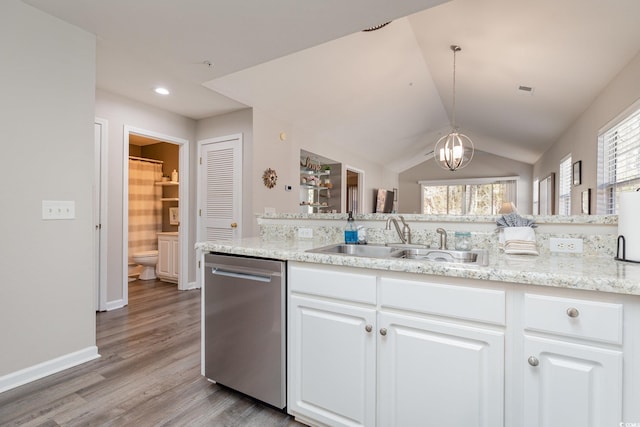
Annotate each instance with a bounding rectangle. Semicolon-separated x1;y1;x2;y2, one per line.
128;159;162;258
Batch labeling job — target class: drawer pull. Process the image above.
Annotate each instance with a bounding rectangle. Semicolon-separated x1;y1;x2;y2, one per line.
528;356;539;367
566;307;580;318
365;324;373;333
380;328;387;336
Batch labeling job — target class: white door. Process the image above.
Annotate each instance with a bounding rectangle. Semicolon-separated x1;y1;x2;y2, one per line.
378;311;505;427
288;295;376;427
523;335;623;427
198;135;242;242
94;118;108;311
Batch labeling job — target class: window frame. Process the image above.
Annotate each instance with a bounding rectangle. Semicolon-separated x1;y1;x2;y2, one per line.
597;100;640;214
558;154;572;215
419;176;519;215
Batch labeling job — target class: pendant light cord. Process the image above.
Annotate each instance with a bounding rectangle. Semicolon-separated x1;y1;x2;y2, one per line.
451;45;461;130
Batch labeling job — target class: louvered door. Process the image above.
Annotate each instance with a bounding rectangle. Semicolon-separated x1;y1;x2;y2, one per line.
199;135;242;241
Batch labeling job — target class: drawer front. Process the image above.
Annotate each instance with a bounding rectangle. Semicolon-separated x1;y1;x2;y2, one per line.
524;294;623;345
289;264;376;304
380;278;506;325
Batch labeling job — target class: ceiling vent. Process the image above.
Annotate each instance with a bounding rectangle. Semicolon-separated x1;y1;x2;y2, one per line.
517;85;535;95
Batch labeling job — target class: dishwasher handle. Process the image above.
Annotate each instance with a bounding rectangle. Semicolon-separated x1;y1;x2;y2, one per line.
210;268;273;283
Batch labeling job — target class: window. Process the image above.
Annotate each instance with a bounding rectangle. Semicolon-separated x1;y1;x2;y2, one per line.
532;178;539;215
558;155;572;215
421;177;518;215
599;105;640;214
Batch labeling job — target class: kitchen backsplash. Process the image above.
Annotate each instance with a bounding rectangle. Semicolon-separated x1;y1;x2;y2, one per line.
258;214;618;258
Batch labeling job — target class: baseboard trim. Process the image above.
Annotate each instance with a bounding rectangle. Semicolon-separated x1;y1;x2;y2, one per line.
182;281;200;290
106;299;125;311
0;346;100;394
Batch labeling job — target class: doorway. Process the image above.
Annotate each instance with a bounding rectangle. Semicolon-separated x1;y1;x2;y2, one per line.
122;126;189;307
346;166;365;214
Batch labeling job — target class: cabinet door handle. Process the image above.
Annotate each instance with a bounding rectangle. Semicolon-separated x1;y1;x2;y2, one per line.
230;222;238;229
365;324;373;333
528;356;539;367
566;307;580;318
379;328;387;336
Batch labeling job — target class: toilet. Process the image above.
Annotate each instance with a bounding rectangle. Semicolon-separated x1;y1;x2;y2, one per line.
132;250;158;280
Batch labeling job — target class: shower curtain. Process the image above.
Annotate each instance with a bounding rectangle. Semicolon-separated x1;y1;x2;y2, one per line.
128;159;163;258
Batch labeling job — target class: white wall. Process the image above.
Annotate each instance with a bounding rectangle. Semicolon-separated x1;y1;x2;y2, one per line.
399;151;533;214
196;108;255;235
95;90;196;303
0;1;96;375
197;107;399;236
534;51;640;214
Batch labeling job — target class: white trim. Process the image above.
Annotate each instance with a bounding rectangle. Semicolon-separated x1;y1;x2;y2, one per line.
94;118;109;311
418;176;520;186
597;96;640;135
123;125;190;299
196;133;243;290
344;165;366;214
106;299;125;311
0;346;100;394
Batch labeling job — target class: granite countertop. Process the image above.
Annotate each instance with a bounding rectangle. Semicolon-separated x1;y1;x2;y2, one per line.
195;237;640;297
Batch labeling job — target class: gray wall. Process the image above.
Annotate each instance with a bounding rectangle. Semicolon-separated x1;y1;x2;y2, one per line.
399;151;533;214
0;1;96;375
534;51;640;214
95;90;196;303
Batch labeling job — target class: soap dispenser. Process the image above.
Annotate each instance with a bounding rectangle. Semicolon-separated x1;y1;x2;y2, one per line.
344;211;358;244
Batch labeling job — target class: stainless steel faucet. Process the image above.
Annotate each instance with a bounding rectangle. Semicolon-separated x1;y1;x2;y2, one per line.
386;216;412;244
436;228;447;250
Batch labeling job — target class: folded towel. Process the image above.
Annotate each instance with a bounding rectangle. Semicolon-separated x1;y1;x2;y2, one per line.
503;226;538;255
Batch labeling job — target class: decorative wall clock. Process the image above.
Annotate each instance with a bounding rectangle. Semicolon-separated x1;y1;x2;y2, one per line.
262;168;278;189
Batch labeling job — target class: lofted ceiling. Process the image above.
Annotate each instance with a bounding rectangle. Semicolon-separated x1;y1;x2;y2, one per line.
24;0;640;172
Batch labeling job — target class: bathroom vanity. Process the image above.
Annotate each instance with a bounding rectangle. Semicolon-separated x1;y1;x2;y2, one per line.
157;232;179;283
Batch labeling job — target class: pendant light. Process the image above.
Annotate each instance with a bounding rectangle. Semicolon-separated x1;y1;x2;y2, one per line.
434;45;474;171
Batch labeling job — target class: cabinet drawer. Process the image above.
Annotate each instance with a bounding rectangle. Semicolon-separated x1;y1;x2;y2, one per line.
289;264;376;304
524;294;623;345
379;278;505;325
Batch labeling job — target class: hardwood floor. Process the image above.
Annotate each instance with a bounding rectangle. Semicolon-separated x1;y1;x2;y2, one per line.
0;280;302;426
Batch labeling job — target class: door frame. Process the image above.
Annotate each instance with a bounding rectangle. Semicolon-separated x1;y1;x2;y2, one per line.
344;165;365;214
94;118;109;311
196;133;243;289
122;125;190;303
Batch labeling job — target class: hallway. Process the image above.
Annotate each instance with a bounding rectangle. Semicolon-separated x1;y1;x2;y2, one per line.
0;280;300;426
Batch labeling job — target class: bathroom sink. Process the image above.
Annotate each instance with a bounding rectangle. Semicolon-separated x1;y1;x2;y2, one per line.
307;243;404;258
399;248;489;266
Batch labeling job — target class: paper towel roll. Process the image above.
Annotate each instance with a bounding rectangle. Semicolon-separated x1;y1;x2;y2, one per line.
618;191;640;262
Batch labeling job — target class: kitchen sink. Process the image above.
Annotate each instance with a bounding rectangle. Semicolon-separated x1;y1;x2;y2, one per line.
400;248;489;265
307;243;404;258
307;244;489;265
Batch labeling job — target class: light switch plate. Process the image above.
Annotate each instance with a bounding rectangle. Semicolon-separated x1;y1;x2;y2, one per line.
42;200;75;220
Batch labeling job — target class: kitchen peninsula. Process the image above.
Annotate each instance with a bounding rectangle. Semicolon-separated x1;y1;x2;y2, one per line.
196;213;640;427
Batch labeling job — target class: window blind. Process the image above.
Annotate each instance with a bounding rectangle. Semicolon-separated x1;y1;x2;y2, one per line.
602;107;640;213
559;155;572;215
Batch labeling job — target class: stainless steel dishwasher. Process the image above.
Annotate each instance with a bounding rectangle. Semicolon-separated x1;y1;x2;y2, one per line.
203;253;286;409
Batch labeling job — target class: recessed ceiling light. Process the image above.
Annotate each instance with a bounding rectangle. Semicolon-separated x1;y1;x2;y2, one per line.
154;87;170;95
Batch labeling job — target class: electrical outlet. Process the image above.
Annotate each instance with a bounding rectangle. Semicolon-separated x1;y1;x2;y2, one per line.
549;237;583;253
298;228;313;239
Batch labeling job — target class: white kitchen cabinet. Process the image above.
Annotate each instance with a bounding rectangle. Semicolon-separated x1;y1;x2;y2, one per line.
522;335;622;427
378;311;504;427
521;293;624;427
157;233;179;283
288;295;376;427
